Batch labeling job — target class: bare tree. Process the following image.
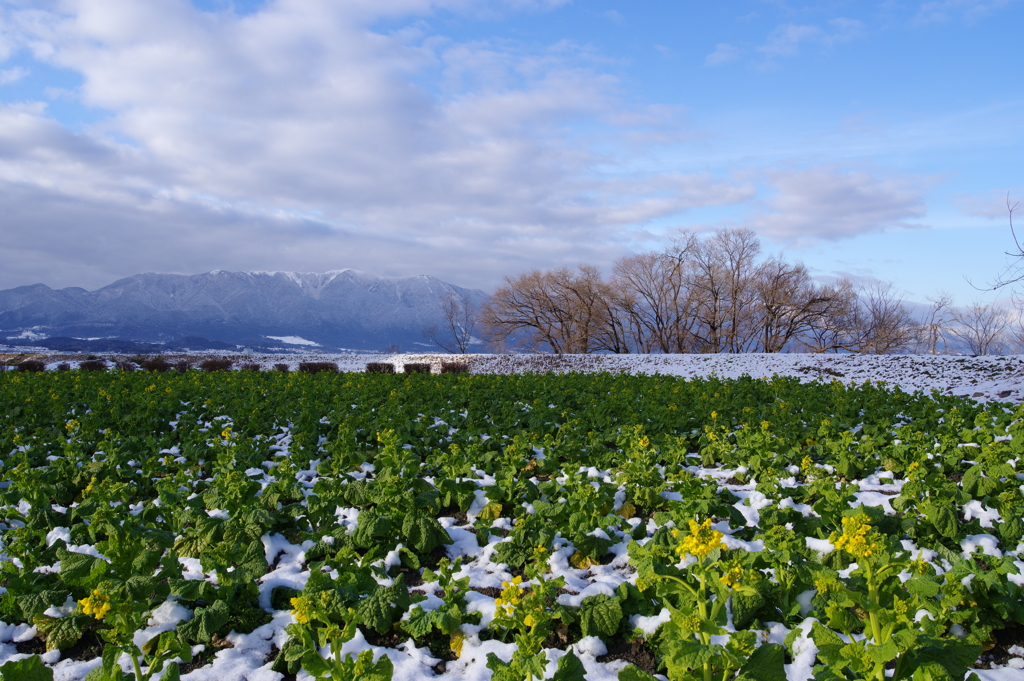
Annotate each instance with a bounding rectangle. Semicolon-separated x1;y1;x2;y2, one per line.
948;302;1008;355
987;194;1024;295
916;292;953;355
611;233;703;353
851;282;917;354
754;261;853;353
800;279;859;353
481;266;615;353
425;290;479;353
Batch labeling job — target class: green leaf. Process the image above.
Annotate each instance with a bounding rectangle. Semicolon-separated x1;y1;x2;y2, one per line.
354;651;394;681
618;666;661;681
868;640;899;666
737;643;787;681
402;607;436;639
923;500;959;540
553;650;587;681
301;649;332;677
401;513;452;554
178;599;231;643
352;512;393;549
809;621;846;667
579;596;623;638
33;613;88;652
905;641;982;681
905;575;940;598
169;578;214;602
0;655;54;681
57;548;106;583
520;652;548;679
660;637;717;675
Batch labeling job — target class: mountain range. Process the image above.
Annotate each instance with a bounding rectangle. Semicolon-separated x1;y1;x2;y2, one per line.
0;270;487;352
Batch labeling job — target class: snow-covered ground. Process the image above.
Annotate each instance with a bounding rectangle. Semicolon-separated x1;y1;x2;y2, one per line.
7;349;1024;402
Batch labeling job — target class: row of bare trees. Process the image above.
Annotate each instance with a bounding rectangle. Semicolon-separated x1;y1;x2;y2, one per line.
478;229;925;354
426;228;1023;355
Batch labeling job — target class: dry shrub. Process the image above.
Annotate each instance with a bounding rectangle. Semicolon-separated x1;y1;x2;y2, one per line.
298;362;338;374
199;358;233;372
140;358;171;372
17;359;45;372
114;360;136;372
273;363;290;373
365;362;395;374
56;362;71;372
403;363;431;374
239;362;262;371
441;362;469;374
79;359;108;372
174;359;193;373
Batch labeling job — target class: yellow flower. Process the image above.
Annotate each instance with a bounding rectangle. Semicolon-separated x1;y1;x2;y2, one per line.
637;436;650;449
290;596;313;625
721;566;744;590
523;613;536;627
79;589;111;620
677;518;725;559
829;514;882;560
710;411;718;420
221;426;233;440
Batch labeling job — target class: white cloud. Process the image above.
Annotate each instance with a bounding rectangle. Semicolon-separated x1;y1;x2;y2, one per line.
602;9;623;24
758;17;864;62
955;190;1024;219
748;166;931;241
915;0;1017;23
704;43;741;66
0;66;27;85
0;0;749;290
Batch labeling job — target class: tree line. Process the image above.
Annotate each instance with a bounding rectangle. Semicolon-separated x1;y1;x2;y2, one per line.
477;229;920;354
427;228;1021;355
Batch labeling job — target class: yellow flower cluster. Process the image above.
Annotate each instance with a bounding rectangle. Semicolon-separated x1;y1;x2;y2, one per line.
494;576;524;617
720;566;744;590
79;589;111;620
220;426;234;440
290;596;313;624
676;519;725;559
830;514;882;560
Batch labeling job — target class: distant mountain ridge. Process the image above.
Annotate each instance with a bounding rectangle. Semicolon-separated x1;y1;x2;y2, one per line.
0;270;487;351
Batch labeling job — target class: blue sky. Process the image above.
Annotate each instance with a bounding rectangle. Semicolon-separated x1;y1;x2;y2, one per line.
1;0;1021;308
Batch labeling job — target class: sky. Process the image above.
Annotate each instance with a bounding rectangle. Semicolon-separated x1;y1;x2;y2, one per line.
0;0;1022;308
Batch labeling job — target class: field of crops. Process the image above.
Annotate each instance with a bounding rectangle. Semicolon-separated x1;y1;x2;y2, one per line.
1;368;1024;681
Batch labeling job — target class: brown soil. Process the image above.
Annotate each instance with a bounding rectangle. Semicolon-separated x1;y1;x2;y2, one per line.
974;623;1024;669
597;634;662;676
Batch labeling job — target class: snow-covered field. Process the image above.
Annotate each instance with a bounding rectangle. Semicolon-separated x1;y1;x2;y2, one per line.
4;352;1024;680
6;349;1024;405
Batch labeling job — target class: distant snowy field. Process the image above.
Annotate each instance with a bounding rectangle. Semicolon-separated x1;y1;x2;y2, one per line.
210;352;1024;404
8;350;1024;404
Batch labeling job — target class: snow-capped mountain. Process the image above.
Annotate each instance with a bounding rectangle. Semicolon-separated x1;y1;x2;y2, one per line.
0;270;487;351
